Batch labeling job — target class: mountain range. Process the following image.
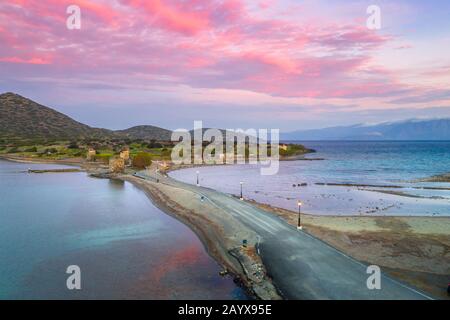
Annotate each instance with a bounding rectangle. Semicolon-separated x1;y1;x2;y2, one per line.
282;119;450;141
1;92;449;142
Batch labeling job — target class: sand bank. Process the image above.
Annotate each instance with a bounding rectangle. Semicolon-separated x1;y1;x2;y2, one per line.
248;200;450;299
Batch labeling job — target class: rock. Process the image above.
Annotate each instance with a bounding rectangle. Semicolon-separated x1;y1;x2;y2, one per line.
219;269;228;276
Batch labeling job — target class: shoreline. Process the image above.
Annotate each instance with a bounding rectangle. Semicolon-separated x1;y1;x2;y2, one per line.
246;199;449;299
118;173;281;299
315;182;450;192
0;154;85;166
168;163;450;218
0;155;280;299
156;163;450;299
119;175;280;299
2;154;449;299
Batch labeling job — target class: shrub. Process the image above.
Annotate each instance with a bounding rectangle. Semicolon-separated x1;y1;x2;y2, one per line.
24;146;38;152
132;152;152;169
67;141;79;149
44;148;58;154
148;140;163;148
93;154;112;164
161;148;172;157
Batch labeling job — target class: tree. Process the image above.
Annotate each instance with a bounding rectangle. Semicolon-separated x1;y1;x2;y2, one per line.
67;141;79;149
132;152;152;169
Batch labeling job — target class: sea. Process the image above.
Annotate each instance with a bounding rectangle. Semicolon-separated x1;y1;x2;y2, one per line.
169;141;450;216
0;159;247;299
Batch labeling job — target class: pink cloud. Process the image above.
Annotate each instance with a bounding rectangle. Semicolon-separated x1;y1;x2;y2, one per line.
395;44;413;50
258;0;275;10
2;0;118;28
0;56;51;64
0;0;432;102
120;0;247;35
123;0;211;35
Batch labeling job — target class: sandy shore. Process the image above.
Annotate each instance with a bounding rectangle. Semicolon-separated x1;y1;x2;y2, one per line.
248;200;450;299
0;154;85;166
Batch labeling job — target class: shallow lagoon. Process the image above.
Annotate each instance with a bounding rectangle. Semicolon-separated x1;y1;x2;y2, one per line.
0;160;246;299
170;141;450;216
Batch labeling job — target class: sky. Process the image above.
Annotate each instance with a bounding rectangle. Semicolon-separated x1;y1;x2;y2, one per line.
0;0;450;131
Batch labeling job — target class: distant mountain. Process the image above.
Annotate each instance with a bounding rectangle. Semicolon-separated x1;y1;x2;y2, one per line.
0;92;172;142
189;128;261;142
282;119;450;141
116;125;172;141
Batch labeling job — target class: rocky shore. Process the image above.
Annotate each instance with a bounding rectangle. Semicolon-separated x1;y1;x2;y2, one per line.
414;173;450;183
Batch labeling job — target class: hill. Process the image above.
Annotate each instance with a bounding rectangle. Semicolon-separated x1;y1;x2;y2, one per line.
116;125;172;141
0;92;113;141
0;93;172;142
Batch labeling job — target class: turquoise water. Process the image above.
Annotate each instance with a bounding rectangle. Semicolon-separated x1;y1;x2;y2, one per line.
170;141;450;216
0;160;247;299
292;141;450;184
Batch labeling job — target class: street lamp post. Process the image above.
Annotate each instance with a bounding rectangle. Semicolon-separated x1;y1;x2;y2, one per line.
154;162;159;183
240;182;244;200
196;170;200;186
297;201;303;230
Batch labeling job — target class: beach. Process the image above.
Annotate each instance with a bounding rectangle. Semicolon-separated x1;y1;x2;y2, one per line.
248;200;450;299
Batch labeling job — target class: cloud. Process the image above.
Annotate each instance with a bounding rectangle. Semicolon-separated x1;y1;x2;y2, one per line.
389;89;450;104
0;0;449;128
0;56;51;64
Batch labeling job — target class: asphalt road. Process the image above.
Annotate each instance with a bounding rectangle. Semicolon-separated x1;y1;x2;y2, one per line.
135;170;433;300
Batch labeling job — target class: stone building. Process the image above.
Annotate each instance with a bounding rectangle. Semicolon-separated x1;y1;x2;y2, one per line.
119;147;130;164
87;148;96;161
109;157;125;173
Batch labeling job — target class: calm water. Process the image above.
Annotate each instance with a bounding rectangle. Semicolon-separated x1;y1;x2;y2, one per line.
170;141;450;216
0;160;247;299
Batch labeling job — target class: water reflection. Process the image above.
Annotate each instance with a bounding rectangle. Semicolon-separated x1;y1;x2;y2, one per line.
0;160;247;299
109;178;125;190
